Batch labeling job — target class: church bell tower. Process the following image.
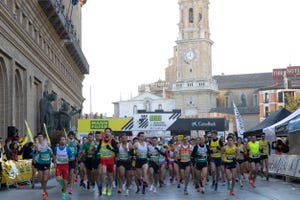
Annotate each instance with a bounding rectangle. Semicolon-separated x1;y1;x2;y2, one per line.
172;0;218;117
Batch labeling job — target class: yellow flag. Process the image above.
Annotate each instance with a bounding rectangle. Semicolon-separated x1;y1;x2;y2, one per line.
24;120;34;142
20;135;29;146
63;128;68;139
43;123;51;145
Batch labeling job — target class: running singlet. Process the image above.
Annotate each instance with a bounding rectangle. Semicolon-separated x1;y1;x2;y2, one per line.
249;141;260;159
224;145;236;163
136;142;148;159
100;139;115;159
67;140;77;156
168;150;175;162
259;140;268;156
37;143;51;164
119;143;130;160
179;144;191;162
195;144;208;163
55;146;71;164
238;144;245;154
148;145;160;164
94;142;101;159
210;139;221;158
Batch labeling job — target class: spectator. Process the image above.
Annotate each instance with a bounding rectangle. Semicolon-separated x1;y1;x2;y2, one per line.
21;142;34;159
9;141;20;161
4;138;11;161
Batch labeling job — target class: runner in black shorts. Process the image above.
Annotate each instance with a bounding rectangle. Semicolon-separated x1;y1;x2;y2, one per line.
67;131;79;194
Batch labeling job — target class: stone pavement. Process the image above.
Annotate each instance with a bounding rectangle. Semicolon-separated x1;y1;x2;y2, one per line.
1;175;300;200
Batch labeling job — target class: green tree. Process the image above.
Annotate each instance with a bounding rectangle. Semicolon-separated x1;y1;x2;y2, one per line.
285;93;300;112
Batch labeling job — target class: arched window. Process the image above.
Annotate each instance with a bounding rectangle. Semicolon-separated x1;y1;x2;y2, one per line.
143;100;151;111
158;104;162;110
189;8;193;23
240;93;247;106
133;105;137;114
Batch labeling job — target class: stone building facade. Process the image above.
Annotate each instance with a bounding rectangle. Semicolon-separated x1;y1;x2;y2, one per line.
0;0;88;139
113;91;175;118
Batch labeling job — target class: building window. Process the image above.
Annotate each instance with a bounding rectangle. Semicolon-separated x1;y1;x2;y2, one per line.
225;96;229;108
253;94;258;106
264;93;269;103
158;104;162;110
278;92;283;103
133;105;137;114
240;93;246;106
189;8;193;23
144;100;151;111
265;106;269;117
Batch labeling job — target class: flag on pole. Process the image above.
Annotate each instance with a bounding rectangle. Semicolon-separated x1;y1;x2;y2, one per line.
63;128;68;139
43;123;51;145
233;101;245;138
24;120;34;142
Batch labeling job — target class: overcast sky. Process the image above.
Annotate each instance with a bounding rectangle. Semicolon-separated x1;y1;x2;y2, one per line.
81;0;300;116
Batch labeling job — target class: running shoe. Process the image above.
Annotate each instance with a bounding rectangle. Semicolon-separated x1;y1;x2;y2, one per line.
61;193;66;200
69;188;73;194
177;183;180;188
184;187;188;195
42;192;48;200
118;188;122;194
136;186;140;193
266;176;269;181
102;186;107;195
125;189;129;195
149;185;154;192
201;187;205;194
107;188;112;196
249;180;256;188
214;182;218;191
153;187;157;193
80;180;86;189
230;189;234;195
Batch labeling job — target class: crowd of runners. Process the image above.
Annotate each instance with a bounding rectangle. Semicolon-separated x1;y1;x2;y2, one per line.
31;128;270;200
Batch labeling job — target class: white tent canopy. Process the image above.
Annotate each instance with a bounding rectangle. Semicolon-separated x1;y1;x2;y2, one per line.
263;108;300;142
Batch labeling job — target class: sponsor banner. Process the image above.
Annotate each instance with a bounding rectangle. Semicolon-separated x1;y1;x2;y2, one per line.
78;118;132;133
126;112;181;131
269;154;300;177
1;160;55;184
168;118;226;131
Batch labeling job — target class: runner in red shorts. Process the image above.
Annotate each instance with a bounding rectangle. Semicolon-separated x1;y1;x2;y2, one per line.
53;136;74;200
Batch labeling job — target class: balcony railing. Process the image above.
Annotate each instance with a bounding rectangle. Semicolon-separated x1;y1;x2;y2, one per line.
171;79;218;91
38;0;89;74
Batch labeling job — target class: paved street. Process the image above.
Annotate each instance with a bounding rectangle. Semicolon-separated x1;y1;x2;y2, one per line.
1;175;300;200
